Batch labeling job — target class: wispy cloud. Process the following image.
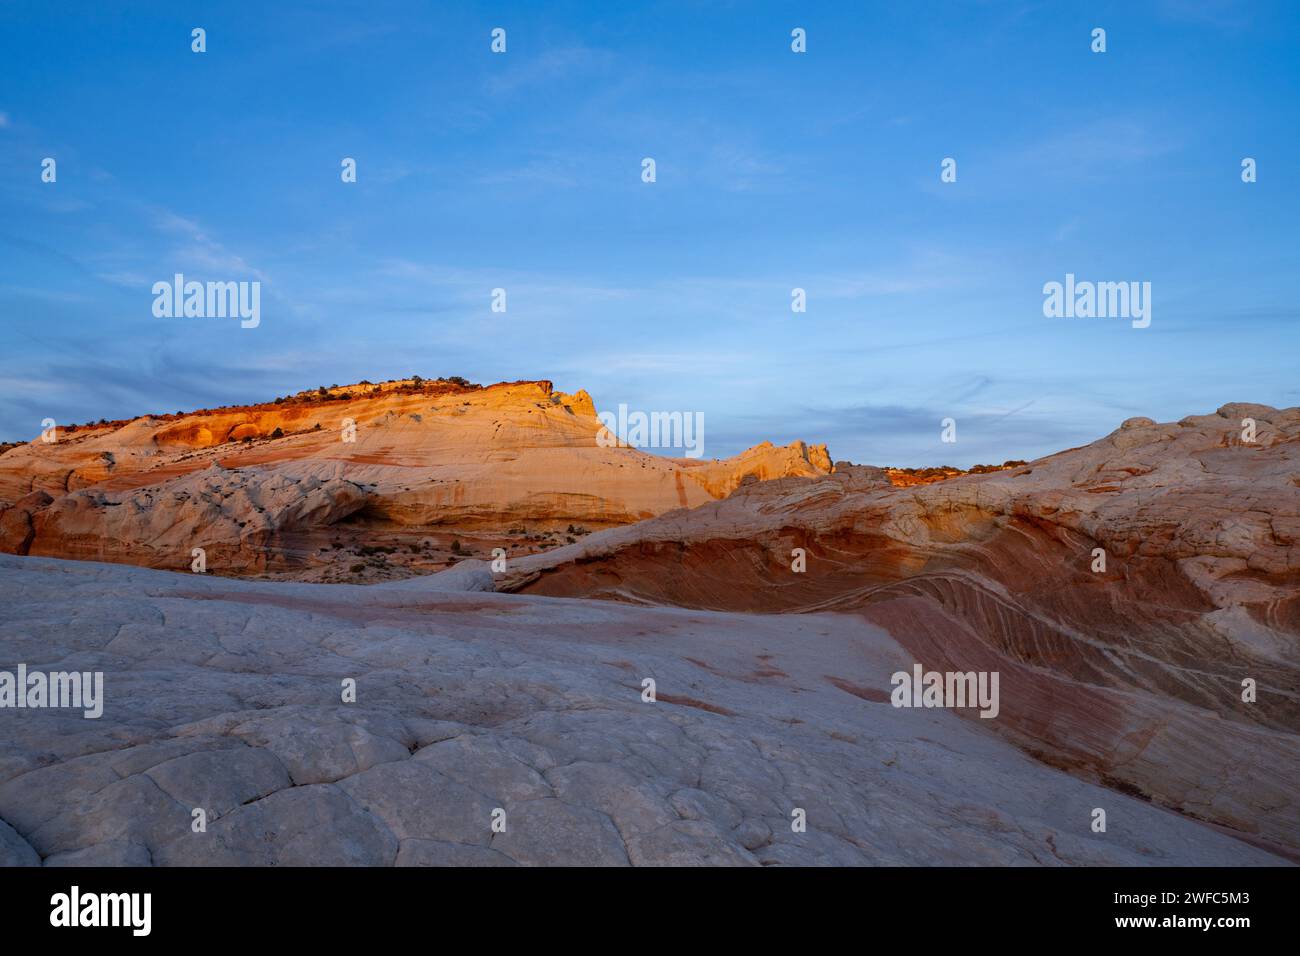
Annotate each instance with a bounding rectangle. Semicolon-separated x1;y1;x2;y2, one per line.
1014;118;1179;177
485;44;616;95
150;208;269;281
1158;0;1254;28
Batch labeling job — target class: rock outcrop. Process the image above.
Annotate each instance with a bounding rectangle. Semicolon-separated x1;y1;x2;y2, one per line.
0;379;831;573
475;403;1300;856
26;466;371;572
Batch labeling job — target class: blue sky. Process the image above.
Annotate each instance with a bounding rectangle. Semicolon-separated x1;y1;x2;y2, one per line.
1;0;1297;466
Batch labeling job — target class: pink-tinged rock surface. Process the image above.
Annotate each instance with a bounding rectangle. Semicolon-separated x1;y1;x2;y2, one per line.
0;554;1286;866
479;403;1300;856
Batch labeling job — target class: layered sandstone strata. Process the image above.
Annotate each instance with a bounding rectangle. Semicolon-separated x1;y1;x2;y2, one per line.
470;403;1300;856
0;379;831;572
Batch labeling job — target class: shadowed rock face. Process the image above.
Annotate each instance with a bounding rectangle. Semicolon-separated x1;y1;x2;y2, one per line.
0;554;1286;866
492;404;1300;856
23;467;371;571
0;379;831;573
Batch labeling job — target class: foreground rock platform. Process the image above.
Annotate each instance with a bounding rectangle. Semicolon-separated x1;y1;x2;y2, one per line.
0;554;1286;866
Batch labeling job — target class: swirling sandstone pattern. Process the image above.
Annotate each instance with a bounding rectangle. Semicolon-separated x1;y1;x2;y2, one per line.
497;403;1300;856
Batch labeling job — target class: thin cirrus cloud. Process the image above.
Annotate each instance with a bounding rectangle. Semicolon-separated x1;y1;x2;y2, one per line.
484;44;617;96
149;209;270;282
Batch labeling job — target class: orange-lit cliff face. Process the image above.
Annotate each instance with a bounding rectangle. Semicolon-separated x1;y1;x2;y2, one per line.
883;462;1027;487
0;377;832;576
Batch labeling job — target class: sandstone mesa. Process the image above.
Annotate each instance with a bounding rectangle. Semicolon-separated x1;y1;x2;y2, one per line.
0;378;831;576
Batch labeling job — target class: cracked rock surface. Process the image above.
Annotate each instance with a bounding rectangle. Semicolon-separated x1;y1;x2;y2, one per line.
0;553;1287;865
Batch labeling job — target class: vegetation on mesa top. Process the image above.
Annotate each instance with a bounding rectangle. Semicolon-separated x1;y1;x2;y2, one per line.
14;376;482;437
2;383;1030;484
